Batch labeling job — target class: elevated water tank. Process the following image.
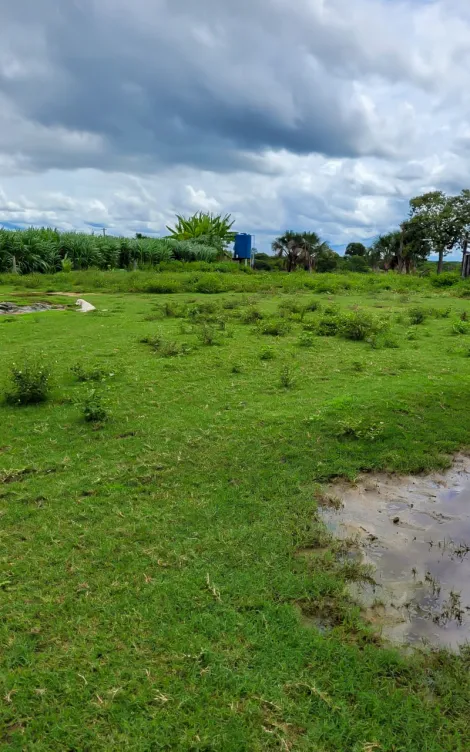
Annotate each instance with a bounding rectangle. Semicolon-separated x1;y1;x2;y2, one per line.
234;233;252;260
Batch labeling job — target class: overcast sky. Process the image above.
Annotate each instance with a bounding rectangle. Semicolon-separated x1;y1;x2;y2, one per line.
1;0;470;253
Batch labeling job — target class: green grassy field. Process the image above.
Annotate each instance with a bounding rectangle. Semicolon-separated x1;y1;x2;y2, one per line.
1;275;470;751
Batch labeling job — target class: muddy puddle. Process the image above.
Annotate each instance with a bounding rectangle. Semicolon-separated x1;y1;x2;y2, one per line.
0;302;65;315
322;455;470;650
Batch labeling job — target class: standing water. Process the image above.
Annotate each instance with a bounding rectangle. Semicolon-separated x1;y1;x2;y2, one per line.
322;455;470;650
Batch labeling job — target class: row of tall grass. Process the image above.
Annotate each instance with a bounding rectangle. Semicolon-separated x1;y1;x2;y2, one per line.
0;228;220;273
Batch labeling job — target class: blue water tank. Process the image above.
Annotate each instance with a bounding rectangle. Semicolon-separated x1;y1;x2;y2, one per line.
234;233;252;260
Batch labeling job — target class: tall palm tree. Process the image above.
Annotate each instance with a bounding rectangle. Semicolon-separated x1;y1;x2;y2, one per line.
298;232;331;272
272;231;331;272
272;231;303;272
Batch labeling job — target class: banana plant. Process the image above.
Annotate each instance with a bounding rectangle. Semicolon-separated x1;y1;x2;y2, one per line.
166;212;236;249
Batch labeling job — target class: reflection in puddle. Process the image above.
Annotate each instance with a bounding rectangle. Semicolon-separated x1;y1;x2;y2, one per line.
322;455;470;650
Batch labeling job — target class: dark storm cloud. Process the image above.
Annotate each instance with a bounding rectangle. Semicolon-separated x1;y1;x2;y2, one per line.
0;0;397;173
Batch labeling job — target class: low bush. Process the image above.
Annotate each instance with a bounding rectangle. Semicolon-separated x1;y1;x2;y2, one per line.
260;347;275;360
197;324;220;346
278;299;303;317
4;359;51;405
316;317;340;337
408;306;428;325
160;301;187;318
259;318;290;336
71;363;109;382
433;307;452;319
195;275;224;294
160;341;190;357
141;333;164;350
304;299;321;313
82;389;108;423
240;306;263;324
279;365;295;389
452;320;470;336
141;333;190;356
298;332;315;348
145;280;181;294
222;299;243;310
430;272;459;288
338;311;384;341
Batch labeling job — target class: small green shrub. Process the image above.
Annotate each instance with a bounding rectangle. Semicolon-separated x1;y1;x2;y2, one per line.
382;335;400;349
408;306;427;325
279;365;295;389
430;272;459;288
298;332;315;348
195;275;223;294
146;281;180;294
460;311;469;322
161;301;187;318
141;333;164;350
82;389;108;423
4;360;51;405
231;364;243;374
278;299;303;317
316;317;340;337
433;307;452;319
71;363;109;382
338;311;381;341
260;347;275;360
197;324;219;346
222;299;242;310
304;299;321;313
452;320;470;336
187;301;220;319
141;333;190;356
241;306;263;324
405;328;419;341
352;361;365;372
162;340;191;358
259;319;290;336
215;316;227;330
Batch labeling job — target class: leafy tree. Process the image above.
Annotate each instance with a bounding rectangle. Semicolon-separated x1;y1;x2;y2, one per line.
166;212;236;250
368;232;401;270
450;190;470;275
343;255;370;273
345;242;367;257
400;220;432;273
408;191;457;274
316;247;340;272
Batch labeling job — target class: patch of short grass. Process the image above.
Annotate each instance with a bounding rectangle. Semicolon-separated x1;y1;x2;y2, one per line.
1;280;470;750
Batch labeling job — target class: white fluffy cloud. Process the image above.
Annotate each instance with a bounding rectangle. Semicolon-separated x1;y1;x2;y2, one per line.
1;0;470;252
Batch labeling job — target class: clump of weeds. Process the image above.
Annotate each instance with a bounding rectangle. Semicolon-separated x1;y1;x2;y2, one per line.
4;359;52;406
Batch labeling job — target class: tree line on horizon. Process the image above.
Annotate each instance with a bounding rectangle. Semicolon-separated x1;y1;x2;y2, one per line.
2;193;470;275
268;189;470;274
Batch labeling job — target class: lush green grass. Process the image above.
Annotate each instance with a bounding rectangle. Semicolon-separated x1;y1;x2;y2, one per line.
1;280;470;750
1;267;466;297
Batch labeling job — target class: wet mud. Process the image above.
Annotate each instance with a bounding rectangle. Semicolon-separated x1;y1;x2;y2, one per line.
322;455;470;650
0;302;65;315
